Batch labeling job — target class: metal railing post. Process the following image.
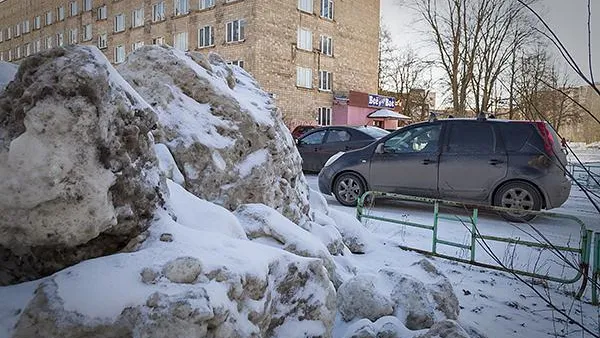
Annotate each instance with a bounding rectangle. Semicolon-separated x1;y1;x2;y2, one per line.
470;208;478;262
432;201;439;254
592;232;600;305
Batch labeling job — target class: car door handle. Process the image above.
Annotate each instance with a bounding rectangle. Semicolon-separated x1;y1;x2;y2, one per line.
344;146;351;150
489;159;504;165
422;159;436;165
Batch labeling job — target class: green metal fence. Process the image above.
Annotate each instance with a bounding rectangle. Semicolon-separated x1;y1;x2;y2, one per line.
356;191;593;300
593;232;600;305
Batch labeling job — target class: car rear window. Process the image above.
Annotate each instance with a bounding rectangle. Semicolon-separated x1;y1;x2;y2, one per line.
499;123;534;152
358;126;390;139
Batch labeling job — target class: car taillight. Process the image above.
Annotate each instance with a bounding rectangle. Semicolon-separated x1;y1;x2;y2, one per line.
534;122;554;157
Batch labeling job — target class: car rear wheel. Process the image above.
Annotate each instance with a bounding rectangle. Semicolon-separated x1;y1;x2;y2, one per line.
493;181;542;223
333;173;365;207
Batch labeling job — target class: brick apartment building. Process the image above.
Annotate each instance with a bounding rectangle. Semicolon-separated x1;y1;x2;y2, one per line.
0;0;380;128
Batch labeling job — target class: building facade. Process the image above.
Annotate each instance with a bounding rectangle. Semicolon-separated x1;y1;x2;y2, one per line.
0;0;380;128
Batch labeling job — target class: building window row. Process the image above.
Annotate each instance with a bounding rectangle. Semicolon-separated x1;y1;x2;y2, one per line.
297;28;333;56
296;67;333;91
297;0;335;20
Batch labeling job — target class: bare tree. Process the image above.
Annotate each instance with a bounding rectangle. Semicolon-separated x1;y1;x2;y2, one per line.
379;23;396;92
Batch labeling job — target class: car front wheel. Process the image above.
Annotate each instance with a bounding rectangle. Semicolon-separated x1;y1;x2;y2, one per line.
333;173;366;207
493;181;542;223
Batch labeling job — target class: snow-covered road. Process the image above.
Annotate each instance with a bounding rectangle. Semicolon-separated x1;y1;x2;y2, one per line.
306;172;600;338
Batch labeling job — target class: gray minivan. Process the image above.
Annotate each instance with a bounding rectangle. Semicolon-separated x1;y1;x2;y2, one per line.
317;118;571;222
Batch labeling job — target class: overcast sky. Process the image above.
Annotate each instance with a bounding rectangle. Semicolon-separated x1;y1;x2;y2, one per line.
380;0;600;99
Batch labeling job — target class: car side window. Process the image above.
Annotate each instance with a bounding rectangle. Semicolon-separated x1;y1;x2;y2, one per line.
299;130;327;145
325;130;351;143
447;123;495;153
383;125;441;154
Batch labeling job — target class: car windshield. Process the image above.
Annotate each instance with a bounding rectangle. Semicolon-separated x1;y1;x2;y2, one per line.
358;126;390;139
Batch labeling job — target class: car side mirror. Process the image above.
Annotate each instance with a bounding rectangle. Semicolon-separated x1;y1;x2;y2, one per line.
375;143;385;154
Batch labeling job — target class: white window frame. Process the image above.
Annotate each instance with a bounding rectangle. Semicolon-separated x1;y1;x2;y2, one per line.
132;8;144;28
45;11;53;25
132;41;145;51
7;49;12;62
56;32;64;46
6;27;11;40
227;60;244;68
57;6;65;21
114;14;125;33
69;28;78;44
200;0;215;10
225;19;245;43
97;5;107;20
173;32;188;51
174;0;189;16
69;1;79;16
319;70;332;91
114;45;125;63
23;20;30;34
34;16;41;30
152;36;164;45
297;28;312;51
296;66;312;88
317;107;332;126
320;35;332;56
45;36;53;49
198;26;214;47
83;24;92;41
33;39;41;53
320;0;333;20
0;30;3;43
152;2;165;22
298;0;313;13
97;33;107;49
83;0;93;12
15;46;21;60
24;43;31;57
14;23;20;37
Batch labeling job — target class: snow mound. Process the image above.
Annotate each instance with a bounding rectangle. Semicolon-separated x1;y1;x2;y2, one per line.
118;45;310;224
0;46;162;285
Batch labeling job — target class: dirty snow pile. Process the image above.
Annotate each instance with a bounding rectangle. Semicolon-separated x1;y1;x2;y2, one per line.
0;45;469;338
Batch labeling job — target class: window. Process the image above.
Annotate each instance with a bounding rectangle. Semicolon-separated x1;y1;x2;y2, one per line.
83;0;93;12
45;11;53;25
447;123;495;153
7;49;12;62
152;36;164;45
152;2;165;21
174;0;189;16
24;43;31;57
97;5;107;20
298;0;313;13
325;129;350;142
6;27;11;40
317;108;332;126
57;6;65;21
173;32;188;51
200;0;215;9
69;28;78;44
83;24;92;41
97;33;107;49
14;23;20;37
299;130;326;145
132;41;144;51
226;19;245;43
198;26;213;47
296;67;312;88
23;20;30;34
297;28;312;51
114;14;125;32
1;52;4;61
34;16;41;30
114;45;125;63
321;0;333;19
383;124;441;153
33;39;41;53
319;70;332;91
70;1;79;16
227;60;244;68
320;35;332;56
132;8;144;28
56;32;64;46
15;46;21;60
0;30;3;42
45;36;53;49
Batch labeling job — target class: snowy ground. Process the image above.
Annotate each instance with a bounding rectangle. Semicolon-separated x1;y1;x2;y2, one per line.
307;145;600;338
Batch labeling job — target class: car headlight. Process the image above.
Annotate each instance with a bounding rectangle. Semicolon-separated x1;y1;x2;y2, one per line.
324;152;345;168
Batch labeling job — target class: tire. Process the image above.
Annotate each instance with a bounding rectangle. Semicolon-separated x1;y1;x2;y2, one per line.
493;181;542;223
333;173;366;207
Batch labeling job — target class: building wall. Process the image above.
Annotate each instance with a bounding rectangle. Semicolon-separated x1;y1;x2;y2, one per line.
0;0;380;128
